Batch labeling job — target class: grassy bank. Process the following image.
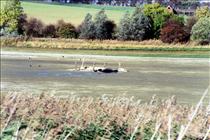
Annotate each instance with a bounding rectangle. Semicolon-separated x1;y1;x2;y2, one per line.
1;38;210;58
0;0;133;25
0;93;209;139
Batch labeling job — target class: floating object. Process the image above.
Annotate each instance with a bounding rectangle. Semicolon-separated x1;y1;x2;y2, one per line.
68;59;128;73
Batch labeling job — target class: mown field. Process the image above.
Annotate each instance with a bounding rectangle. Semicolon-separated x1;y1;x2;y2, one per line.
0;0;134;25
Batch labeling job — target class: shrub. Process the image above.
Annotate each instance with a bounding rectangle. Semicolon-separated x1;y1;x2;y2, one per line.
24;18;44;37
160;19;190;43
195;6;210;19
79;13;96;39
57;23;77;38
143;3;172;38
43;24;57;38
191;17;210;44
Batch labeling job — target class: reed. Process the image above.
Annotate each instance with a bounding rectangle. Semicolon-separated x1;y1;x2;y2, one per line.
0;90;209;139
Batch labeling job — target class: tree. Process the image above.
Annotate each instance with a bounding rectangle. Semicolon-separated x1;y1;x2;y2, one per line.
143;3;172;38
117;8;152;41
94;9;115;40
191;17;210;44
79;13;96;39
0;0;23;34
117;12;131;40
160;19;190;43
195;6;210;19
129;11;153;41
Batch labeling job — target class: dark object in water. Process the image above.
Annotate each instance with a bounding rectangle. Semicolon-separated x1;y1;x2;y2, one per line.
98;68;118;73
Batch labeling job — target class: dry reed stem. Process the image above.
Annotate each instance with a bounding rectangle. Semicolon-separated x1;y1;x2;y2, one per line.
177;87;209;140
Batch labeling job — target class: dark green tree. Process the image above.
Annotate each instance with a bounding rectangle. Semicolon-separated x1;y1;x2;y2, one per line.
94;9;111;40
79;13;96;39
117;12;131;40
129;10;153;41
117;8;152;41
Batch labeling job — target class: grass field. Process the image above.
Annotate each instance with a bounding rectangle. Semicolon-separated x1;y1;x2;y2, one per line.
0;0;134;25
1;38;210;58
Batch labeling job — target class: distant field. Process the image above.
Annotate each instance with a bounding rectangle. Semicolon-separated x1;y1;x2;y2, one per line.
0;1;134;25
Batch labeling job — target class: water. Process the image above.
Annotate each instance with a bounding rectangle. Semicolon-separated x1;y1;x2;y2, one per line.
1;53;209;104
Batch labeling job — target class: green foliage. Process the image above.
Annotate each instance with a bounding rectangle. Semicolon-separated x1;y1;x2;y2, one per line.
191;17;210;44
94;9;116;40
130;11;152;41
143;3;172;38
94;9;108;40
57;23;77;38
117;12;131;40
195;6;210;19
0;0;23;33
79;13;96;39
109;120;131;139
117;7;152;41
74;123;106;139
0;121;27;140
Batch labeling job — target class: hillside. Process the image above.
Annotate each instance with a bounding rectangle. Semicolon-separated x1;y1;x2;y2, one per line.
0;1;134;25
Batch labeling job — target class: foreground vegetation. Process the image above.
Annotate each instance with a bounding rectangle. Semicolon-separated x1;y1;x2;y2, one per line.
0;90;210;139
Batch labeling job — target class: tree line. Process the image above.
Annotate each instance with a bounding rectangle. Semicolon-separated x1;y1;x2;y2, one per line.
1;0;210;44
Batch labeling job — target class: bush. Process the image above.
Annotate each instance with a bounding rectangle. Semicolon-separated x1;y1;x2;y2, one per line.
24;18;44;37
43;24;57;38
195;6;210;19
79;13;96;39
57;23;77;38
191;17;210;44
143;3;172;38
160;19;190;43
